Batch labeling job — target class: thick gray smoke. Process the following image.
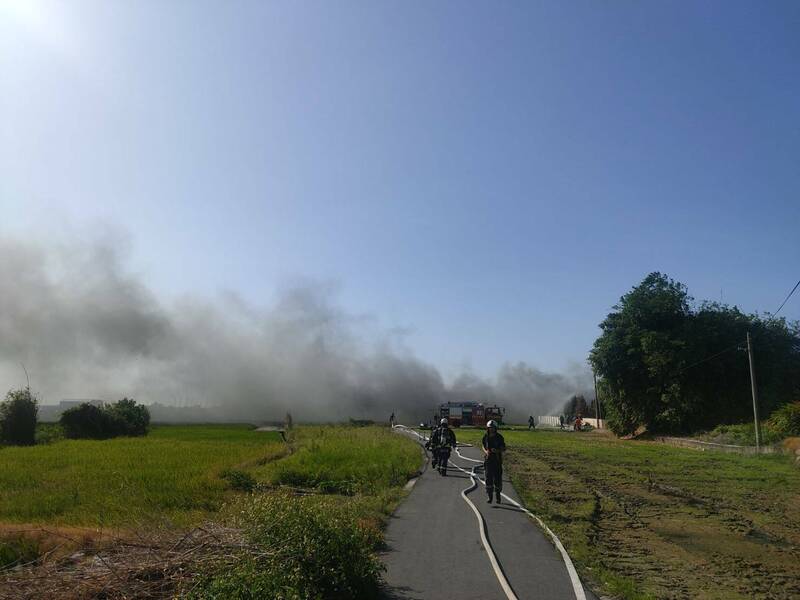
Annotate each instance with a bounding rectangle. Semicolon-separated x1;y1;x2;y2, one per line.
0;234;592;422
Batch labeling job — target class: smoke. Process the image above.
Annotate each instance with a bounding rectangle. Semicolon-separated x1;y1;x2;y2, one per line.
0;233;592;422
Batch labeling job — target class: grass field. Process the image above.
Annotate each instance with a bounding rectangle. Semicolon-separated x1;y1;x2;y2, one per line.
254;425;421;494
0;424;286;527
0;423;421;599
456;427;800;600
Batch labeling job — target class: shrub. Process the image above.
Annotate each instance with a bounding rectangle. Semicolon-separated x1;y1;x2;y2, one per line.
60;399;150;440
35;423;64;445
0;388;38;446
60;403;117;439
107;398;150;436
220;468;256;492
766;401;800;439
189;492;383;599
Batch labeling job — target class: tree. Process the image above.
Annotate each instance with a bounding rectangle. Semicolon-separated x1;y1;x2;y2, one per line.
591;272;800;436
0;387;38;446
563;394;588;421
60;403;116;439
590;273;691;435
60;398;151;439
107;398;150;436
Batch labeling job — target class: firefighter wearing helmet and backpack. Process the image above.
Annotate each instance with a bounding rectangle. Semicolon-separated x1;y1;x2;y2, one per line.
429;418;456;475
482;420;506;503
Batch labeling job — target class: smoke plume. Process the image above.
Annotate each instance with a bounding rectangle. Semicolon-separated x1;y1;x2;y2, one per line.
0;233;592;422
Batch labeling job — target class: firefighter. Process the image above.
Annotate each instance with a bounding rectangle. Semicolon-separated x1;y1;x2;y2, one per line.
482;420;506;503
574;414;583;431
425;421;438;467
430;418;456;475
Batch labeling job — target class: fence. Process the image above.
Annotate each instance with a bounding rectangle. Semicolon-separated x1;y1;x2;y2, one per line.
534;416;605;429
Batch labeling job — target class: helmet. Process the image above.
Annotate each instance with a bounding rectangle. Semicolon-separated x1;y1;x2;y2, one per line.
486;420;497;429
440;418;448;426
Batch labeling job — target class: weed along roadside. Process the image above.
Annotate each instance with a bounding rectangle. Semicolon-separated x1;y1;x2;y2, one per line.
0;423;421;599
454;427;800;600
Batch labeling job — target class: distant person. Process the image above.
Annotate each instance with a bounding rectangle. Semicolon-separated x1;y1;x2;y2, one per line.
528;415;535;430
389;412;395;427
574;415;583;432
429;418;456;476
559;414;565;430
482;420;506;503
425;421;438;465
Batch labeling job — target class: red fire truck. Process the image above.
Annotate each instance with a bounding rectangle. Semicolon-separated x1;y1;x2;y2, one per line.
437;402;504;428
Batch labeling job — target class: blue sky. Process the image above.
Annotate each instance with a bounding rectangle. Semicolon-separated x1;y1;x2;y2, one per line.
1;1;799;380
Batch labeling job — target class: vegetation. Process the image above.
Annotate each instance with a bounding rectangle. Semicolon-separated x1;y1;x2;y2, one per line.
766;400;800;439
458;428;800;600
590;272;800;436
0;424;286;526
190;493;385;600
0;387;38;446
254;425;420;495
59;398;151;440
188;425;420;599
0;423;420;599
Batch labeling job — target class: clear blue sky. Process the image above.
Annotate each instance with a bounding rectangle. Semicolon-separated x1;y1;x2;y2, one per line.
2;1;799;380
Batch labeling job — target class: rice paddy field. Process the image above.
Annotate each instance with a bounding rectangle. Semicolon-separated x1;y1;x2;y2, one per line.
0;423;421;599
456;427;800;600
0;425;287;527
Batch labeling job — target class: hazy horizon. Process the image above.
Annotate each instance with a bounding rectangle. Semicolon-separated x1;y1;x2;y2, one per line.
1;2;798;420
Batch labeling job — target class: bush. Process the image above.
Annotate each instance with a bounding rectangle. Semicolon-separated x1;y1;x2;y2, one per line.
220;468;256;492
107;398;150;436
60;403;116;439
60;399;150;440
0;388;38;446
189;492;383;599
766;401;800;439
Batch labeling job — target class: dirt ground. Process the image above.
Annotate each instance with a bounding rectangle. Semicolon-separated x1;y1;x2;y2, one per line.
497;430;800;600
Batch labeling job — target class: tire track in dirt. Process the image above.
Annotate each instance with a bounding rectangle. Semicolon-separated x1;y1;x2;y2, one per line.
506;444;800;599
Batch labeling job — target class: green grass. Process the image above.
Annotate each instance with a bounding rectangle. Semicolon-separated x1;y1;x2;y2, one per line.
456;427;800;600
0;424;286;527
254;425;421;495
0;423;423;598
188;425;421;599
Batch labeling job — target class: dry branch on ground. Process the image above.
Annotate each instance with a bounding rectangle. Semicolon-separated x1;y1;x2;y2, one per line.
0;524;265;600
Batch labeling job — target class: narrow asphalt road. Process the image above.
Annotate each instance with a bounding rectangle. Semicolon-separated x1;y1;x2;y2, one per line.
381;427;598;600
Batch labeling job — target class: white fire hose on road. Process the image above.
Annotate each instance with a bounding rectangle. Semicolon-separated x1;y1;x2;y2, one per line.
392;424;586;600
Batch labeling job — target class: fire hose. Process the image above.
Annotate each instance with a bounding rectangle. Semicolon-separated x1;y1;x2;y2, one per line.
392;424;586;600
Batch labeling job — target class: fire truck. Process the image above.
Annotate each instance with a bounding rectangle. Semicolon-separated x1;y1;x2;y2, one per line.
437;402;504;428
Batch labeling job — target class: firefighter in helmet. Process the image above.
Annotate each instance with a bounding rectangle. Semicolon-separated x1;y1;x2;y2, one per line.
429;418;456;475
482;419;506;503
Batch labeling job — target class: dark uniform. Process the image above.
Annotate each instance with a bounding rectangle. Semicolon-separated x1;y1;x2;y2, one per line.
430;425;457;475
528;416;535;430
482;430;506;502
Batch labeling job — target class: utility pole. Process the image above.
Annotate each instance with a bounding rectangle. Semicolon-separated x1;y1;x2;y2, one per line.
593;370;601;426
746;331;761;452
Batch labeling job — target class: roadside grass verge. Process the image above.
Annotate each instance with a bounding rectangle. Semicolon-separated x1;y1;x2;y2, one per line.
186;425;421;599
457;428;800;600
253;425;421;495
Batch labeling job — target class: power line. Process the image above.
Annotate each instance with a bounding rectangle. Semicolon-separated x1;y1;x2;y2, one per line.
678;341;744;374
681;277;799;374
772;278;800;318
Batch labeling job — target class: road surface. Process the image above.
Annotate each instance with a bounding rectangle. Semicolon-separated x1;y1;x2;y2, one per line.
381;427;597;600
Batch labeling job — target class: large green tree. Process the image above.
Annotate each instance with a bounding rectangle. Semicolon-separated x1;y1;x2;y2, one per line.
590;273;800;436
